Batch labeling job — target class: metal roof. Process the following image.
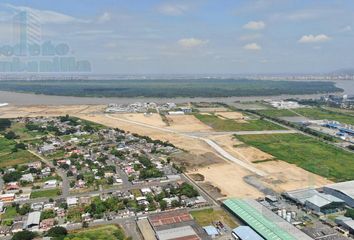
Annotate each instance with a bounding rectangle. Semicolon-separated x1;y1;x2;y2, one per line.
223;199;314;240
203;226;218;236
305;193;344;208
156;225;198;240
325;180;354;199
26;211;41;228
232;226;264;240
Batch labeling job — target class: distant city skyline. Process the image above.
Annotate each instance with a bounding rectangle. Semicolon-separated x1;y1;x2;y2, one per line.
0;0;353;74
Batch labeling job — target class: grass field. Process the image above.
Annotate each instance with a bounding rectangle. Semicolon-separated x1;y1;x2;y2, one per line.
190;208;238;228
0;137;40;167
235;134;354;182
9;122;45;139
0;206;17;220
65;224;126;240
194;113;284;131
292;107;354;125
257;109;298;118
30;188;60;199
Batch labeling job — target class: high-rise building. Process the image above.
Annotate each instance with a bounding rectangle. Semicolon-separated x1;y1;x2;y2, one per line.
12;10;41;56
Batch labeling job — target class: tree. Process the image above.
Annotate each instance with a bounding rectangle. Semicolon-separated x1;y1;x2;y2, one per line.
12;230;36;240
17;203;30;215
46;226;68;238
0;119;11;131
159;200;167;211
3;171;22;183
5;131;17;140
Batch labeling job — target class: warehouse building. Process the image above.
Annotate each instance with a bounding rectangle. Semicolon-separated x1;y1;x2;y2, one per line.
25;211;41;231
223;199;313;240
323;181;354;207
284;188;345;214
232;226;264;240
155;226;200;240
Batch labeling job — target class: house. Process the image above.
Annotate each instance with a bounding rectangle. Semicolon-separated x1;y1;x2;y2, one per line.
39;144;56;154
21;173;34;183
43;203;55;210
41;167;52;177
0;193;15;203
31;202;43;211
43;180;57;189
6;182;20;191
67;197;78;206
40;218;55;230
28;161;42;169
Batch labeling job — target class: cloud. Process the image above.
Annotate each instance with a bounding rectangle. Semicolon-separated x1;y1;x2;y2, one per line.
298;34;330;43
178;38;208;48
239;34;262;41
243;21;265;30
97;12;111;23
339;25;352;32
243;43;262;50
158;3;189;16
4;4;88;24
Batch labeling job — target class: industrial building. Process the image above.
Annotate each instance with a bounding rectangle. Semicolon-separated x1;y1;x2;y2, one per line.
223;199;313;240
323;181;354;208
155;226;200;240
284;188;345;214
232;226;264;240
25;211;41;231
335;216;354;234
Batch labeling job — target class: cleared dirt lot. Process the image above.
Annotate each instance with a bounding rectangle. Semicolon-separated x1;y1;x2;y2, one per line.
115;113;167;128
0;105;105;118
189;163;264;199
215;111;245;120
166;115;212;132
207;134;332;192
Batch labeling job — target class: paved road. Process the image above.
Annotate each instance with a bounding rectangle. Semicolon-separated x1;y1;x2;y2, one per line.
28;149;70;198
15;179;180;204
105;114;267;177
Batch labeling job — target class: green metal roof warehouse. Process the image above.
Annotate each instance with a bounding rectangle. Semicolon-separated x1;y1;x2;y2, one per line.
223;199;313;240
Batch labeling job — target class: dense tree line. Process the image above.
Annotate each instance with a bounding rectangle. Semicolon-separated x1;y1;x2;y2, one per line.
0;79;342;98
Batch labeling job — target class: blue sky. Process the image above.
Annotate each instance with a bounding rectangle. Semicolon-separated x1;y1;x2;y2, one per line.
0;0;353;74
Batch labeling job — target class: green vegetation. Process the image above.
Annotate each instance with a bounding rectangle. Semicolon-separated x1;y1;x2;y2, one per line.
345;208;354;219
0;119;11;131
293;107;354;125
12;230;37;240
1;206;18;220
64;224;126;240
0;137;40;167
235;134;354;182
257;109;298;118
191;208;238;228
30;188;60;199
194;113;284;131
0;79;341;98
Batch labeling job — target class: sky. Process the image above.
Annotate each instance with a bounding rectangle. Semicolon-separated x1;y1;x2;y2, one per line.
0;0;353;74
